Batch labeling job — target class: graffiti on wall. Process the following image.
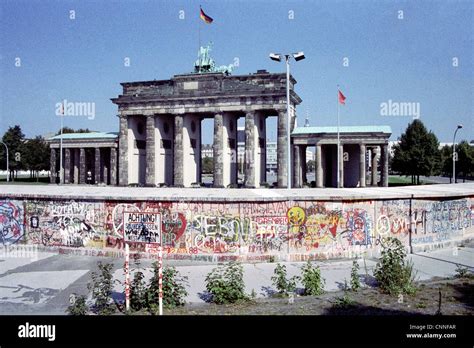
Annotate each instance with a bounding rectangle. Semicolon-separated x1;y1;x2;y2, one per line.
25;201;105;247
286;203;373;253
0;200;24;245
411;199;471;244
0;196;471;258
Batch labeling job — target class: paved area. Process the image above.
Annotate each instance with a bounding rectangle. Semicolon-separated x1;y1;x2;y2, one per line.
1;183;473;202
0;245;472;314
421;176;473;184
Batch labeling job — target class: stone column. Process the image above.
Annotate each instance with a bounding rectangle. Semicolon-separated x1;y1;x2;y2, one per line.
173;115;184;187
79;148;86;184
371;147;378;186
95;148;101;184
110;147;117;186
73;148;79;184
103;150;108;185
145;116;155;187
359;144;366;187
213;113;224;188
50;148;56;183
228;115;238;186
338;144;344;188
316;144;323;188
64;148;71;184
301;146;307;185
244;111;256;188
381;144;389;187
118;115;128;186
277;110;288;188
293;145;301;188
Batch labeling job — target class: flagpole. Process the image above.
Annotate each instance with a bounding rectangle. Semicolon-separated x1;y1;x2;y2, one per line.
59;102;63;185
198;6;202;73
337;86;340;188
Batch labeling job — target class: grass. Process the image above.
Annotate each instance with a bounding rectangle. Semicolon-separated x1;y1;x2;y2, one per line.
389;176;418;185
0;177;50;185
0;175;50;185
388;175;436;186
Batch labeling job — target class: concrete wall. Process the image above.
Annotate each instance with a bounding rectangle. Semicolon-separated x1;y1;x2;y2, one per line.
1;196;472;262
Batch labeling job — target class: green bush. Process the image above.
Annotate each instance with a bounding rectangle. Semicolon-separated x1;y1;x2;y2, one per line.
271;263;300;296
88;262;116;315
205;262;249;304
374;237;417;295
454;264;470;278
67;294;88;315
148;264;188;310
350;260;361;291
332;293;355;309
300;261;325;296
130;271;147;311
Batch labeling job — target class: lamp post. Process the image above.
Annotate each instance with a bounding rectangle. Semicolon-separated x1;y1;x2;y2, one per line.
452;124;463;184
269;51;305;189
0;141;9;182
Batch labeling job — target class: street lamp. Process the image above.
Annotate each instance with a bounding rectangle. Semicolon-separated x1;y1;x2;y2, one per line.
0;141;9;182
452;124;463;184
269;51;305;188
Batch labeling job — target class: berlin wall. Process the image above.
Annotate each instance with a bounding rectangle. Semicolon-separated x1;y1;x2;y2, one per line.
0;196;472;262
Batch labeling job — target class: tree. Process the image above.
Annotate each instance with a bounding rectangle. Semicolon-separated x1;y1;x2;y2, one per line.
456;141;474;182
440;144;452;178
202;156;213;174
0;125;26;181
55;127;91;135
439;141;473;182
391;120;441;184
23;136;50;180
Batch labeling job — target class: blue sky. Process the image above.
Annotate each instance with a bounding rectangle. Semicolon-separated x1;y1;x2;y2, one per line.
1;0;472;144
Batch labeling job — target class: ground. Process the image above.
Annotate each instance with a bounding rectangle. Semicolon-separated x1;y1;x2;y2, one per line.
167;276;474;315
0;243;472;315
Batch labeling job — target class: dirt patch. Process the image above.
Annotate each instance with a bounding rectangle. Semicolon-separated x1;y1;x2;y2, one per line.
166;276;474;315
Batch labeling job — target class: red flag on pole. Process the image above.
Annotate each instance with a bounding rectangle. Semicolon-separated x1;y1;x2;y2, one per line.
338;90;346;105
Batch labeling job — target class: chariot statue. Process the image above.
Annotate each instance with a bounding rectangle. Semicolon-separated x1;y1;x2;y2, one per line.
194;42;235;75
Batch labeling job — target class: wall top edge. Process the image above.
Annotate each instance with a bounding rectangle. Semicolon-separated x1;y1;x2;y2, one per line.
0;185;473;203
